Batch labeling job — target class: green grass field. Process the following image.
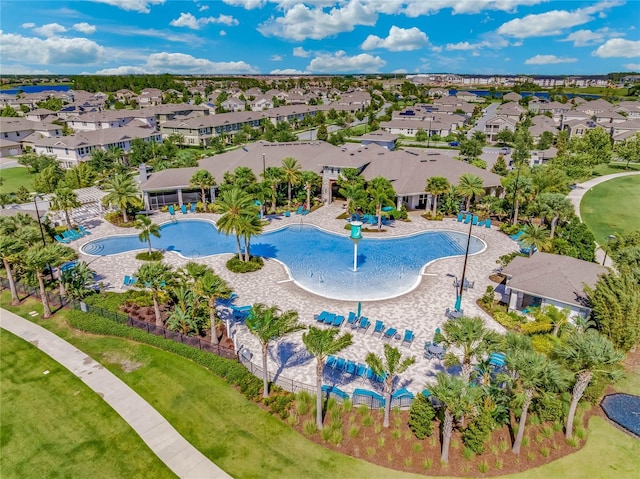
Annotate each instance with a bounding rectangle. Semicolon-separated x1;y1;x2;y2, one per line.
580;175;640;243
0;167;34;194
0;329;176;479
2;296;639;479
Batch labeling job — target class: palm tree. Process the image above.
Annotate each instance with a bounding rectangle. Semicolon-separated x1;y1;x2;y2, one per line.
246;303;305;399
194;270;231;344
457;173;485;211
238;212;264;262
302;327;353;429
506;350;569;454
190;169;216;206
281;157;302;207
49;244;77;297
134;261;173;327
555;330;624;439
216;187;256;261
339;182;366;218
365;344;416;428
503;168;533;226
519;223;551;257
366;177;395;230
50;186;81;228
0;235;25;305
425;176;450;216
537;193;574;239
263;167;283;213
435;316;502;383
61;262;96;300
134;214;161;255
23;244;76;318
536;304;570;337
102;173;140;223
430;372;481;463
300;170;321;210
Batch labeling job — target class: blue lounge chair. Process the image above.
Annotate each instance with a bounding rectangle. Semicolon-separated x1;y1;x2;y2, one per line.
477;219;485;227
356;363;367;377
181;204;188;214
54;234;70;244
333;315;345;327
347;311;357;326
346;360;356;374
324;313;336;324
284;211;290;217
463;214;471;224
124;275;132;286
70;229;83;239
294;205;303;214
61;230;74;241
372;320;385;336
457;212;464;222
358;317;370;332
335;357;346;371
78;225;91;235
326;355;337;369
402;329;415;347
168;205;175;216
129;276;138;285
190;203;196;213
315;311;329;322
383;327;397;341
302;209;310;215
472;215;478;225
485;219;492;229
510;230;524;240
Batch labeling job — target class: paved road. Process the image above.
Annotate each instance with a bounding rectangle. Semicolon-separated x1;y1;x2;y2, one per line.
468;102;498;138
0;309;232;479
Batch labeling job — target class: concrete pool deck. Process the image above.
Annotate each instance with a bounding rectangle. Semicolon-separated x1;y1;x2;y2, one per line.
73;204;520;396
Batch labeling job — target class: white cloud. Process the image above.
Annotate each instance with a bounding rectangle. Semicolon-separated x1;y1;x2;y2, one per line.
623;63;640;70
293;46;310;58
222;0;266;9
73;22;97;34
392;68;408;74
0;31;105;65
560;27;621;46
33;23;67;38
271;54;283;61
445;41;477;51
220;30;227;36
0;64;53;75
270;68;305;74
144;52;259;73
361;26;428;52
593;38;640;58
525;54;578;64
445;36;507;51
400;0;547;17
170;13;239;30
307;50;385;73
94;65;149;75
90;0;165;13
258;1;377;41
21;22;35;29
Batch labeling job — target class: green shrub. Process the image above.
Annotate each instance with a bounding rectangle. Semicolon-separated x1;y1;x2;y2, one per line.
264;393;295;419
124;290;155;308
478;460;490;474
462;447;475;460
533;394;564;423
408;393;435;439
521;321;553;335
493;311;522;330
348;425;360;438
135;251;164;261
462;410;493;455
84;292;128;312
499;224;521;236
303;419;318;436
226;256;264;273
531;335;557;355
480;286;495;308
422;458;433;470
104;211;135;227
582;374;609;404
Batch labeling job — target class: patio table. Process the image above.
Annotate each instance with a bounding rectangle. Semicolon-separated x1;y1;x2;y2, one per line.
427;344;445;355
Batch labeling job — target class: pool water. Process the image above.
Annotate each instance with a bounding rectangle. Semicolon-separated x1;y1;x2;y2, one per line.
82;220;484;301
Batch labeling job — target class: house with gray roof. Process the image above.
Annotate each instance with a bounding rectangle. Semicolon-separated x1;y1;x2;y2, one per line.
502;252;607;319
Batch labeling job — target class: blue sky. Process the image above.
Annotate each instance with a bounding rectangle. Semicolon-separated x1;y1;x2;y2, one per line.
1;0;639;76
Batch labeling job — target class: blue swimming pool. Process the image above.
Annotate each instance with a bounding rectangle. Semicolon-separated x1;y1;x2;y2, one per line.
81;220;484;301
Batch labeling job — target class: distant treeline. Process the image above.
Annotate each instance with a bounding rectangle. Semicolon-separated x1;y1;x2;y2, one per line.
70;74;185;94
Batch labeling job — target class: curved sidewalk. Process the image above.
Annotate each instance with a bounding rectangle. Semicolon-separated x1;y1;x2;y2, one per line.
567;171;640;220
0;309;232;479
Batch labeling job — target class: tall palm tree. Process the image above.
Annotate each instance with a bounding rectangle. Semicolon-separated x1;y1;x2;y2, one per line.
281;157;302;207
0;235;25;305
502;167;533;226
430;372;481;463
194;270;231;344
134;261;173;327
61;262;96;300
102;173;140;223
339;182;366;218
263;167;283;213
238;212;264;262
366;176;395;230
506;350;569;454
49;244;77;297
216;187;256;261
457;173;485;211
23;243;76;318
134;214;161;255
365;344;416;428
246;303;305;399
555;330;624;439
425;176;450;215
302;327;353;430
190;169;216;206
435;316;502;383
536;192;574;239
50;186;81;228
519;223;551;257
536;304;570;337
300;170;321;210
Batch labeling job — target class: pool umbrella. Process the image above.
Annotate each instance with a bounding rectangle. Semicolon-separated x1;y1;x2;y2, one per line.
454;295;462;312
357;301;362;318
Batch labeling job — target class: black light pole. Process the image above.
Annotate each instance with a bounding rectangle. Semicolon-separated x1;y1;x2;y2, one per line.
33;195;47;247
455;210;473;311
262;153;266;178
602;234;616;266
427;116;432;148
510;162;521;225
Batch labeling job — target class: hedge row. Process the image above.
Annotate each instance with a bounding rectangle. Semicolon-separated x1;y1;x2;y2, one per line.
67;310;263;400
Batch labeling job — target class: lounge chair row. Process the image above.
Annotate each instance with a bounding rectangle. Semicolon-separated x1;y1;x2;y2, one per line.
315;311;414;346
168;203;196;216
457;213;491;228
55;226;91;243
294;205;310;215
123;276;167;288
326;356;386;382
372;320;415;346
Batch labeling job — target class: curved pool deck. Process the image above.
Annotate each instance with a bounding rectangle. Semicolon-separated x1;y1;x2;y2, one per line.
75;203;520;397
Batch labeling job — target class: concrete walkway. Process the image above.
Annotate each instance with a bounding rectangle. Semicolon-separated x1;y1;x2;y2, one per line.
0;309;232;479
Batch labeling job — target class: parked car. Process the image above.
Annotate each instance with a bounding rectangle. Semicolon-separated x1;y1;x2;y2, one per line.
500;147;511;154
449;141;459;147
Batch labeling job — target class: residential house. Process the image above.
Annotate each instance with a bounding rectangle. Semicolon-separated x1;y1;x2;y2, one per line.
562;118;599;139
503;92;522;102
610;120;640;144
221;97;246;112
139;88;163;106
528;115;558;144
495;102;526;122
574;98;613;117
484;115;518;142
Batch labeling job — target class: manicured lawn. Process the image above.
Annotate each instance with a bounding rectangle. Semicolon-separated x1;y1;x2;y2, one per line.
580;175;640;243
0;166;34;194
2;296;639;479
585;162;640;180
0;329;176;479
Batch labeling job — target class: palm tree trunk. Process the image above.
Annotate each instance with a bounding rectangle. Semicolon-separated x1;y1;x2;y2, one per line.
201;187;206;206
209;299;219;345
152;291;162;327
432;195;438;216
513;199;520;225
513;390;533;453
122;210;128;223
383;379;392;428
306;185;311;211
465;196;471;211
462;360;472;384
288;182;292;206
244;238;250;262
271;190;277;214
377;204;382;231
315;359;324;430
566;371;592;439
550;215;559;239
37;272;52;319
65;210;72;228
441;409;454;463
261;343;270;399
3;259;19;305
147;237;153;255
235;235;242;261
